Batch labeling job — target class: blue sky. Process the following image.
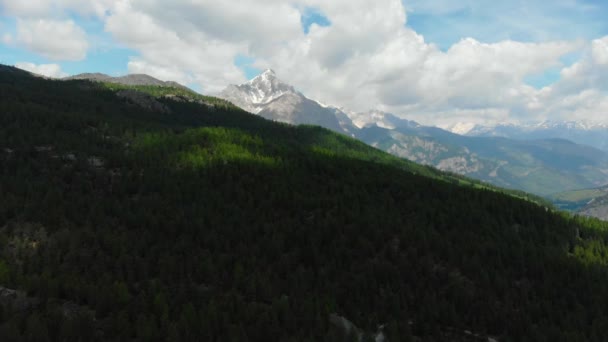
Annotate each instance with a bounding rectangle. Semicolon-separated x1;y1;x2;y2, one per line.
1;0;607;125
404;0;608;89
406;1;608;49
3;1;606;87
0;13;134;76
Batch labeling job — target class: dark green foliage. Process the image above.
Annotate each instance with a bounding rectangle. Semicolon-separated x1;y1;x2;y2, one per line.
1;65;608;341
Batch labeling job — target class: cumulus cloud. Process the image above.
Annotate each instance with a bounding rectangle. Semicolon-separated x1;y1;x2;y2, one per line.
0;0;113;18
14;62;68;78
1;0;607;125
13;19;89;61
592;37;608;65
530;36;608;123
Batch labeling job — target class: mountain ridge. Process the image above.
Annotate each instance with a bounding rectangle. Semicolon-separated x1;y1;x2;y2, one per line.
219;70;608;197
64;72;190;90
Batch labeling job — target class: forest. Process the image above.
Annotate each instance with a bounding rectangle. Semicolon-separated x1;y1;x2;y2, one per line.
1;64;608;341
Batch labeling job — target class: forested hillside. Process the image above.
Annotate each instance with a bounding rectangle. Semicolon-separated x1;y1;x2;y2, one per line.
2;65;608;341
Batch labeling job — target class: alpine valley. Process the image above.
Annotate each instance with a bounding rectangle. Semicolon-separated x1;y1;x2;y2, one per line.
220;70;608;197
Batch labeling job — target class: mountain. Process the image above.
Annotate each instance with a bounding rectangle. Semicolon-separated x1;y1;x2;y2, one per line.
357;115;608;195
458;121;608;152
65;72;189;90
221;71;608;196
348;110;421;130
6;65;608;340
219;69;356;134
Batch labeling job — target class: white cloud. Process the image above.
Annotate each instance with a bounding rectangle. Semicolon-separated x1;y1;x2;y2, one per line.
531;36;608;124
2;0;607;125
14;62;68;78
592;37;608;65
104;0;248;93
0;0;114;18
14;19;89;61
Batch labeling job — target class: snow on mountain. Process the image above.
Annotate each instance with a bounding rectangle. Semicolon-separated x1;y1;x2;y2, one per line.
533;120;608;130
347;110;421;130
218;69;298;114
219;70;354;134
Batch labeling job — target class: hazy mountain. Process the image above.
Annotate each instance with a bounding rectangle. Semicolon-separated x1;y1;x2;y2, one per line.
358;121;608;195
348;110;421;130
454;121;608;152
219;69;356;134
65;72;189;90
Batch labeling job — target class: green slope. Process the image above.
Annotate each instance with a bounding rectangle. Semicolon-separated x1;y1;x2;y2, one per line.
2;65;608;341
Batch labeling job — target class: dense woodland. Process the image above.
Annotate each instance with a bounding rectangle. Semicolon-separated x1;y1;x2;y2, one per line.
1;65;608;341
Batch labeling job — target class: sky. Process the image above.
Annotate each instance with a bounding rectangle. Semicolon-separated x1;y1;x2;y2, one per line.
1;0;607;127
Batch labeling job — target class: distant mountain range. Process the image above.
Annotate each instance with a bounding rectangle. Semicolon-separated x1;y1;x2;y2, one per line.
219;70;608;197
449;121;608;152
55;69;608;206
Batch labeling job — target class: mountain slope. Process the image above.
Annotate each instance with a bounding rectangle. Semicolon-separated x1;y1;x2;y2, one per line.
221;71;608;196
65;72;189;90
580;194;608;221
357;120;608;195
2;65;608;340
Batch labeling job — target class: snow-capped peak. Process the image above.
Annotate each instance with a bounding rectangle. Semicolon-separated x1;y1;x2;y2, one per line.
219;69;297;113
534;120;608;130
245;69;295;105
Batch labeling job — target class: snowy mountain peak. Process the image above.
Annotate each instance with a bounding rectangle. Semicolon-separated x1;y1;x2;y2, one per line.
218;70;356;134
219;69;297;113
261;68;276;77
